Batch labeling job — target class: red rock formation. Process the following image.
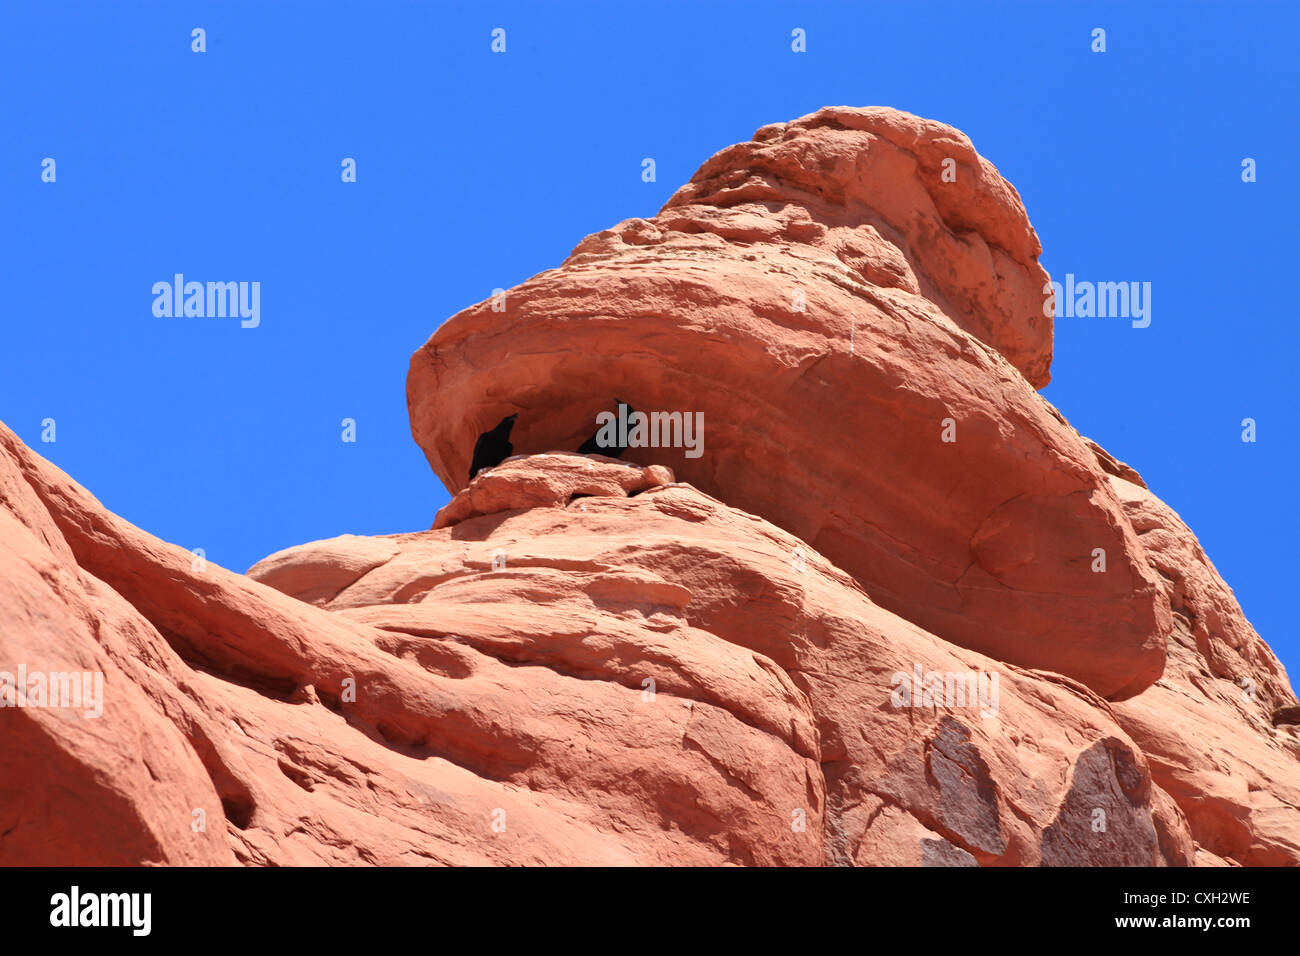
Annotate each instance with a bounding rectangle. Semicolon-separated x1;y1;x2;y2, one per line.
407;107;1168;701
2;107;1297;866
1105;473;1300;865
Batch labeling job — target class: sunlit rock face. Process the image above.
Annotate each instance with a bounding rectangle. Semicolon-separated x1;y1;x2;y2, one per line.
2;108;1297;868
407;106;1167;701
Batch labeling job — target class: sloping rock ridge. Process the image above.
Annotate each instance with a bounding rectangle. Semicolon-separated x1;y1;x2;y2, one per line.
3;107;1297;866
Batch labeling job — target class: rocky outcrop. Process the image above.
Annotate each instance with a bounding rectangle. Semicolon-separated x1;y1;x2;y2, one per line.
1106;475;1300;865
0;432;1195;865
2;107;1297;866
406;107;1168;701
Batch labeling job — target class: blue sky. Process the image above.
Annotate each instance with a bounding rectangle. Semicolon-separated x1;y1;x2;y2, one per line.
3;1;1296;675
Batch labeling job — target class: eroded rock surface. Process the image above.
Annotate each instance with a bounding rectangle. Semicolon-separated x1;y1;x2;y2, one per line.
0;433;1206;866
407;107;1168;701
3;107;1297;866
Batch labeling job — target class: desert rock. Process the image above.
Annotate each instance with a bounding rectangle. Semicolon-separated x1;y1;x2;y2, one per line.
3;107;1296;867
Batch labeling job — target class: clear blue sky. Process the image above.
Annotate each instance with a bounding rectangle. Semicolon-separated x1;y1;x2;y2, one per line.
3;1;1296;675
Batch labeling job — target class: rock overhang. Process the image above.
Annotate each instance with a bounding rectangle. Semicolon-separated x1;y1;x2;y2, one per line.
406;107;1165;701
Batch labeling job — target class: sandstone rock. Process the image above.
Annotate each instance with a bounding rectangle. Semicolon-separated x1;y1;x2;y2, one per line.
407;106;1168;700
1105;472;1300;865
423;452;675;530
1274;705;1300;727
249;535;401;605
1;427;816;865
0;439;232;866
0;430;1195;865
3;106;1296;868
